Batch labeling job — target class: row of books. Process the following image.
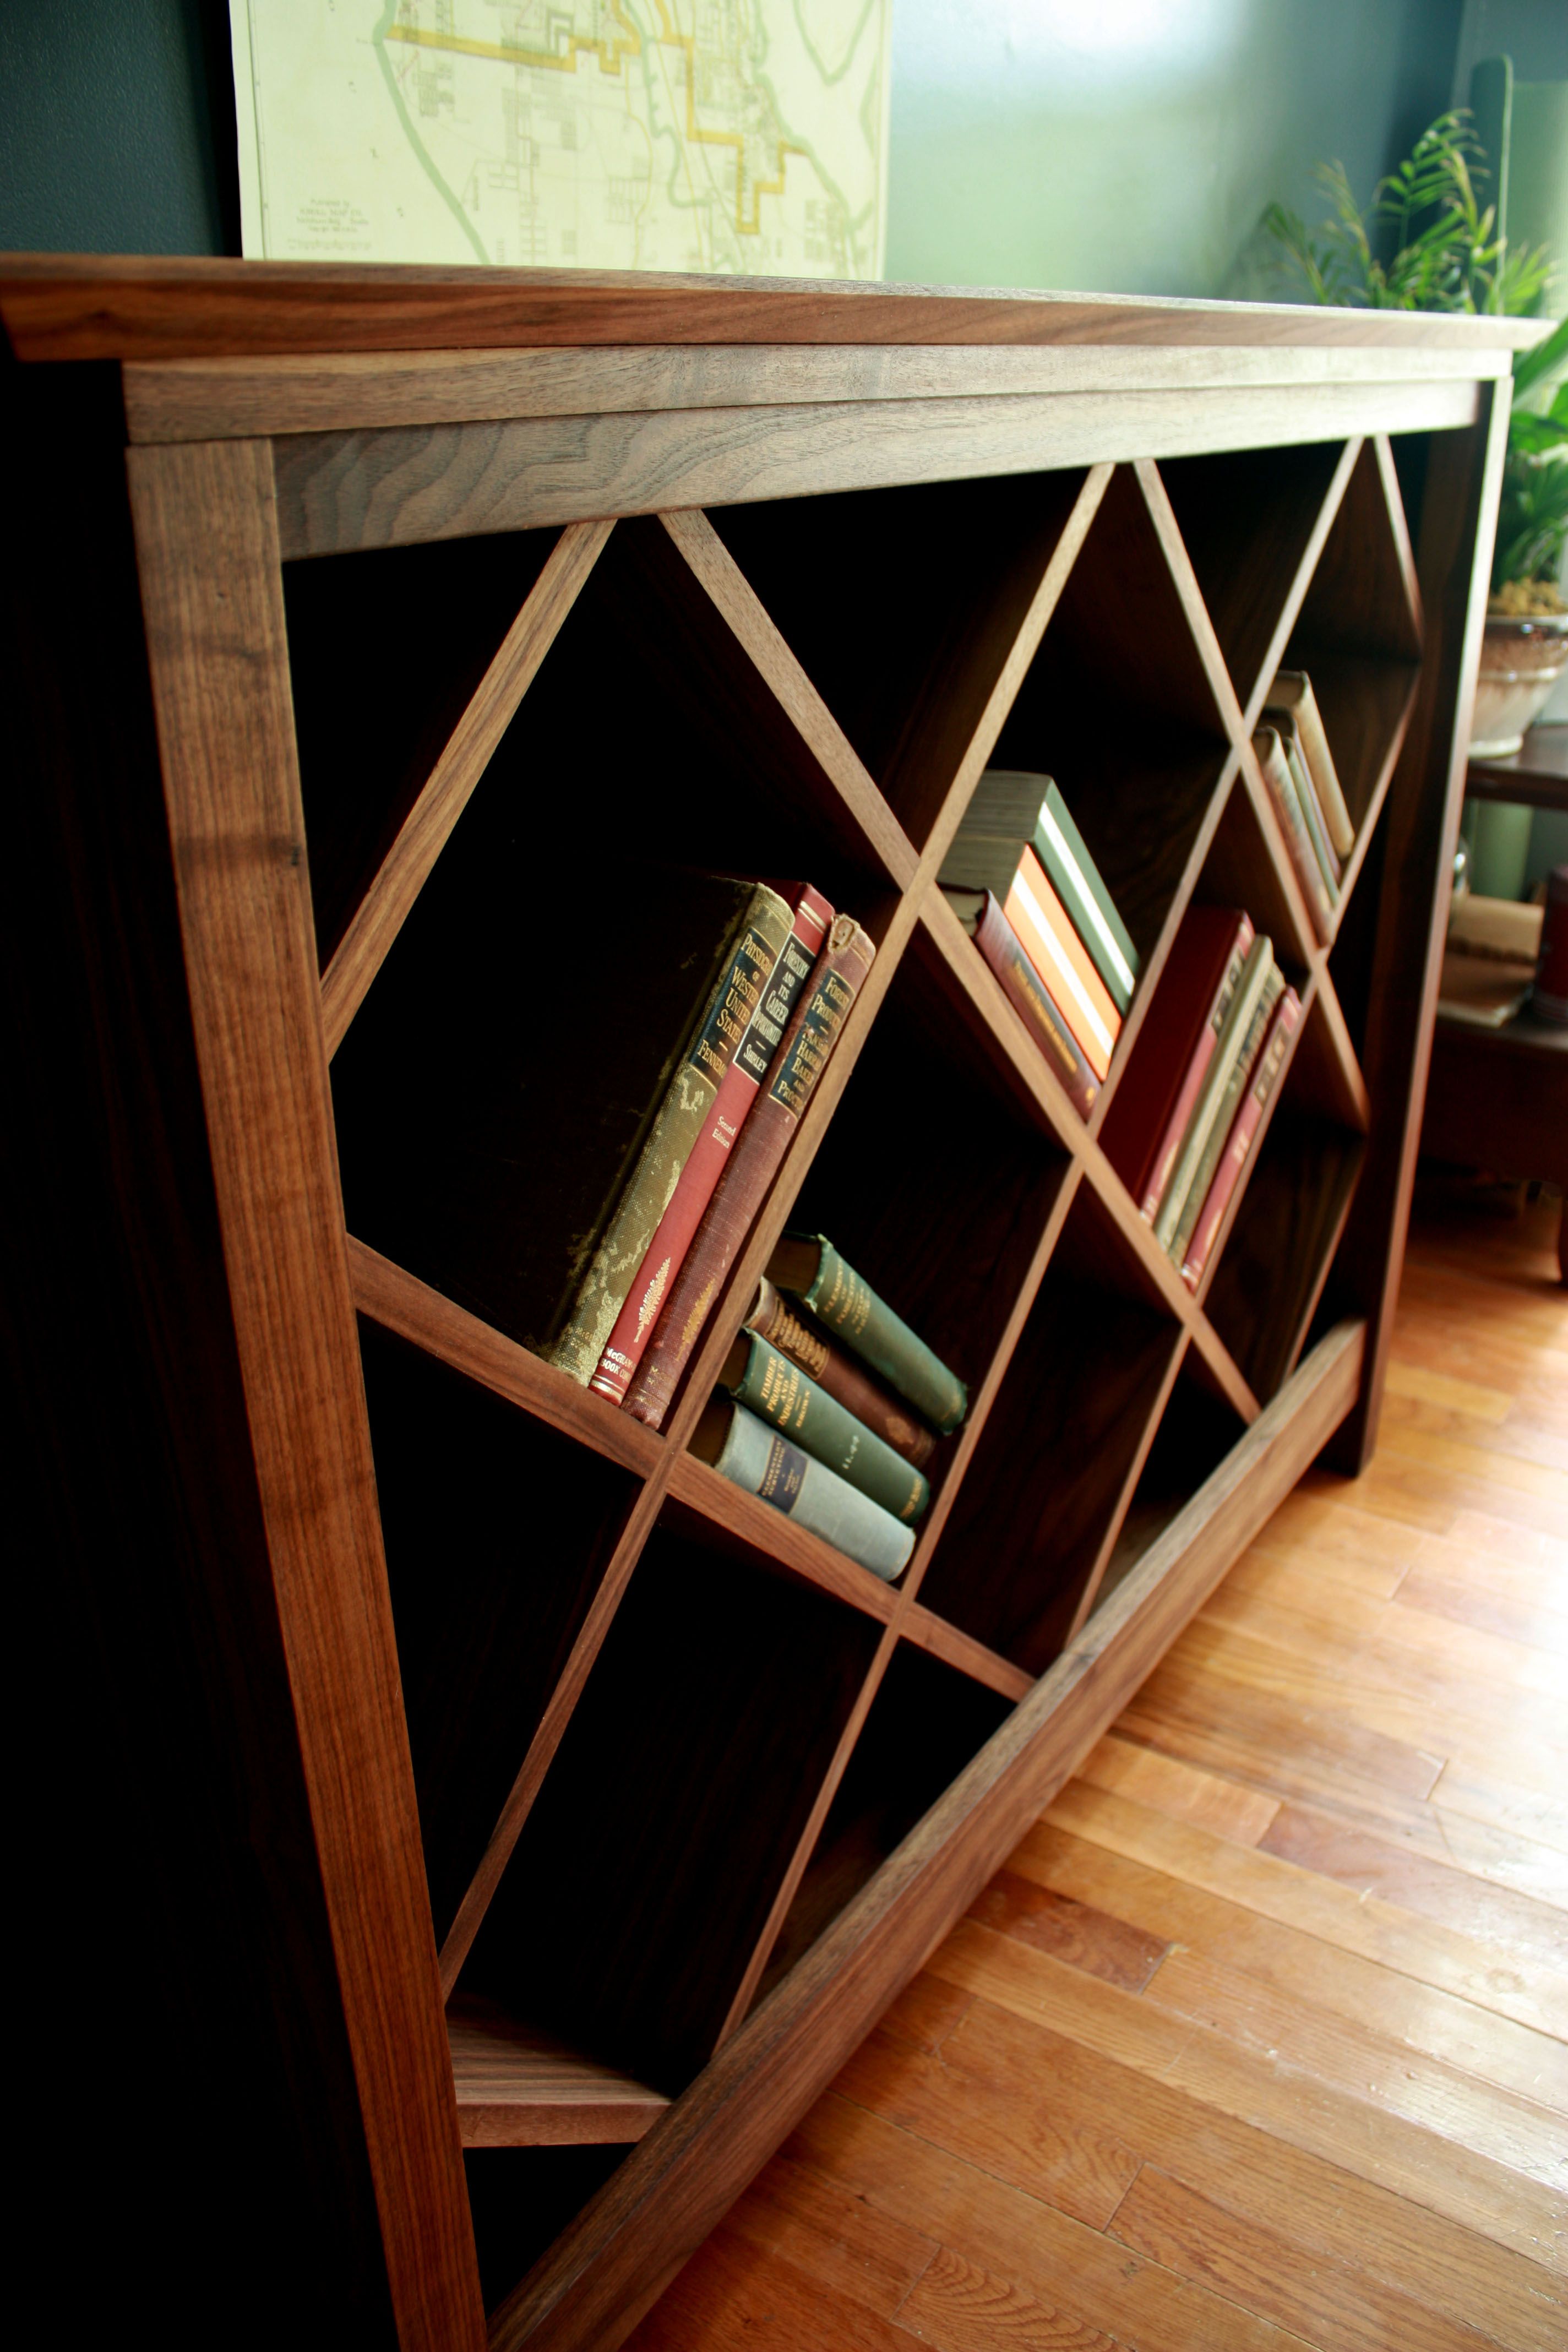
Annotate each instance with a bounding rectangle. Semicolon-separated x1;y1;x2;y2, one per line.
1110;906;1302;1289
537;868;968;1580
546;874;879;1422
940;771;1141;1119
692;1238;968;1582
1254;669;1355;945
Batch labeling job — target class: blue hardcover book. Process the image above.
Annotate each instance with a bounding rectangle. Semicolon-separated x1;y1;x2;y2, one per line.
693;1400;915;1581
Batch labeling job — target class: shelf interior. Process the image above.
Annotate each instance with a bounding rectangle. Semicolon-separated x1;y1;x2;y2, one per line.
708;467;1096;852
360;1320;641;1948
1086;1357;1250;1620
782;912;1074;1496
916;1189;1184;1675
755;1641;1013;2005
986;464;1236;963
455;1522;880;2092
1202;998;1366;1402
282;525;564;968
1155;440;1353;716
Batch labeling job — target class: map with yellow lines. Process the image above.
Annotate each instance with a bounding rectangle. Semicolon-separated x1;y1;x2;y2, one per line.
230;2;891;277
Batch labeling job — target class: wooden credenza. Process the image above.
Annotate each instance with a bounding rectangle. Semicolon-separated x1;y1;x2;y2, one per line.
4;258;1532;2352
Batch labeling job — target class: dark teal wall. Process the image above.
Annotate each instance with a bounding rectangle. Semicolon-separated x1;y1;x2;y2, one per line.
0;1;233;255
0;2;1496;297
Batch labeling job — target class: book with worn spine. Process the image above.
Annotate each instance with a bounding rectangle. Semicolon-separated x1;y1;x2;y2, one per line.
1167;961;1284;1267
945;888;1099;1119
623;916;876;1430
1153;935;1276;1253
1265;672;1354;858
1181;989;1301;1289
549;882;793;1384
691;1399;915;1581
941;772;1140;1012
590;883;833;1406
1254;728;1333;943
718;1330;929;1523
739;1277;934;1467
1103;906;1254;1218
768;1234;967;1436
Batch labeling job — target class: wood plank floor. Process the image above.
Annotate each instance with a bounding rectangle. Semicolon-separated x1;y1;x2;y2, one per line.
627;1188;1568;2352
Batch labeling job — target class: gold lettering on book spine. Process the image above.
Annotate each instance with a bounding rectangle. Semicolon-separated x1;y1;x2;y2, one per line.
759;1295;829;1381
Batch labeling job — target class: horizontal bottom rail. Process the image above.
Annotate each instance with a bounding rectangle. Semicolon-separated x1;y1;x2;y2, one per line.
490;1316;1366;2352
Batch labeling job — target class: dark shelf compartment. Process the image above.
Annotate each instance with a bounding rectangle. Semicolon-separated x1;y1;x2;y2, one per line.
329;515;903;1364
359;1321;640;1948
778;912;1073;1498
284;525;564;967
758;1642;1012;2002
464;2146;628;2321
986;465;1235;965
1156;441;1351;716
1202;999;1365;1401
457;1522;879;2093
1087;1362;1249;1620
708;469;1095;852
917;1189;1183;1675
1281;438;1422;847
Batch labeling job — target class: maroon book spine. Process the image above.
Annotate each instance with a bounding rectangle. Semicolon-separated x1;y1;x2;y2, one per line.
623;917;877;1430
971;894;1098;1119
1180;988;1300;1289
589;883;834;1406
1100;906;1254;1216
746;1278;935;1469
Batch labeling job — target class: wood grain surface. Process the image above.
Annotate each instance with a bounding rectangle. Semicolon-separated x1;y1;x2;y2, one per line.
449;2000;669;2148
122;342;1512;444
270;381;1480;559
0;253;1548;363
625;1192;1567;2352
126;438;486;2352
485;1319;1361;2352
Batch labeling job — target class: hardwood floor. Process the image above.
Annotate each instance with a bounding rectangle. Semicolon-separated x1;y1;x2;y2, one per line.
627;1185;1568;2352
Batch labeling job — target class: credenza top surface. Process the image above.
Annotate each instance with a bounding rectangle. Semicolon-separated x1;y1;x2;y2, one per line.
0;251;1548;366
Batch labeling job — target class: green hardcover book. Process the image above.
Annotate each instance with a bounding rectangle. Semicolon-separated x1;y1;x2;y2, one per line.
1168;963;1284;1267
943;772;1140;1013
720;1331;929;1523
551;881;793;1383
1153;937;1276;1253
767;1234;967;1435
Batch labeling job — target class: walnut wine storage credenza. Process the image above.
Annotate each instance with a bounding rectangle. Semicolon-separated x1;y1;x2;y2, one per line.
4;259;1536;2352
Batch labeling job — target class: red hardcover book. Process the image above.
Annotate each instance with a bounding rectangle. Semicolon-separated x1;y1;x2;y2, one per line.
1101;906;1255;1218
591;883;835;1405
957;891;1099;1119
1180;988;1301;1289
624;917;877;1430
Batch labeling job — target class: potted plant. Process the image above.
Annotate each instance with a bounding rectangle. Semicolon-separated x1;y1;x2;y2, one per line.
1262;113;1565;755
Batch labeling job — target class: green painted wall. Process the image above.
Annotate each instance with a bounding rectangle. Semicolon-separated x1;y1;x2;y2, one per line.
0;1;1538;306
885;0;1463;296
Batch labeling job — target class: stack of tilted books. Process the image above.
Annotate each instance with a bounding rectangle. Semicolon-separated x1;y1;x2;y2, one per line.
940;770;1141;1120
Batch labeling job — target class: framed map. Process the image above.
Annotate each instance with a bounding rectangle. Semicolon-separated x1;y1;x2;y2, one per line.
230;2;893;277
